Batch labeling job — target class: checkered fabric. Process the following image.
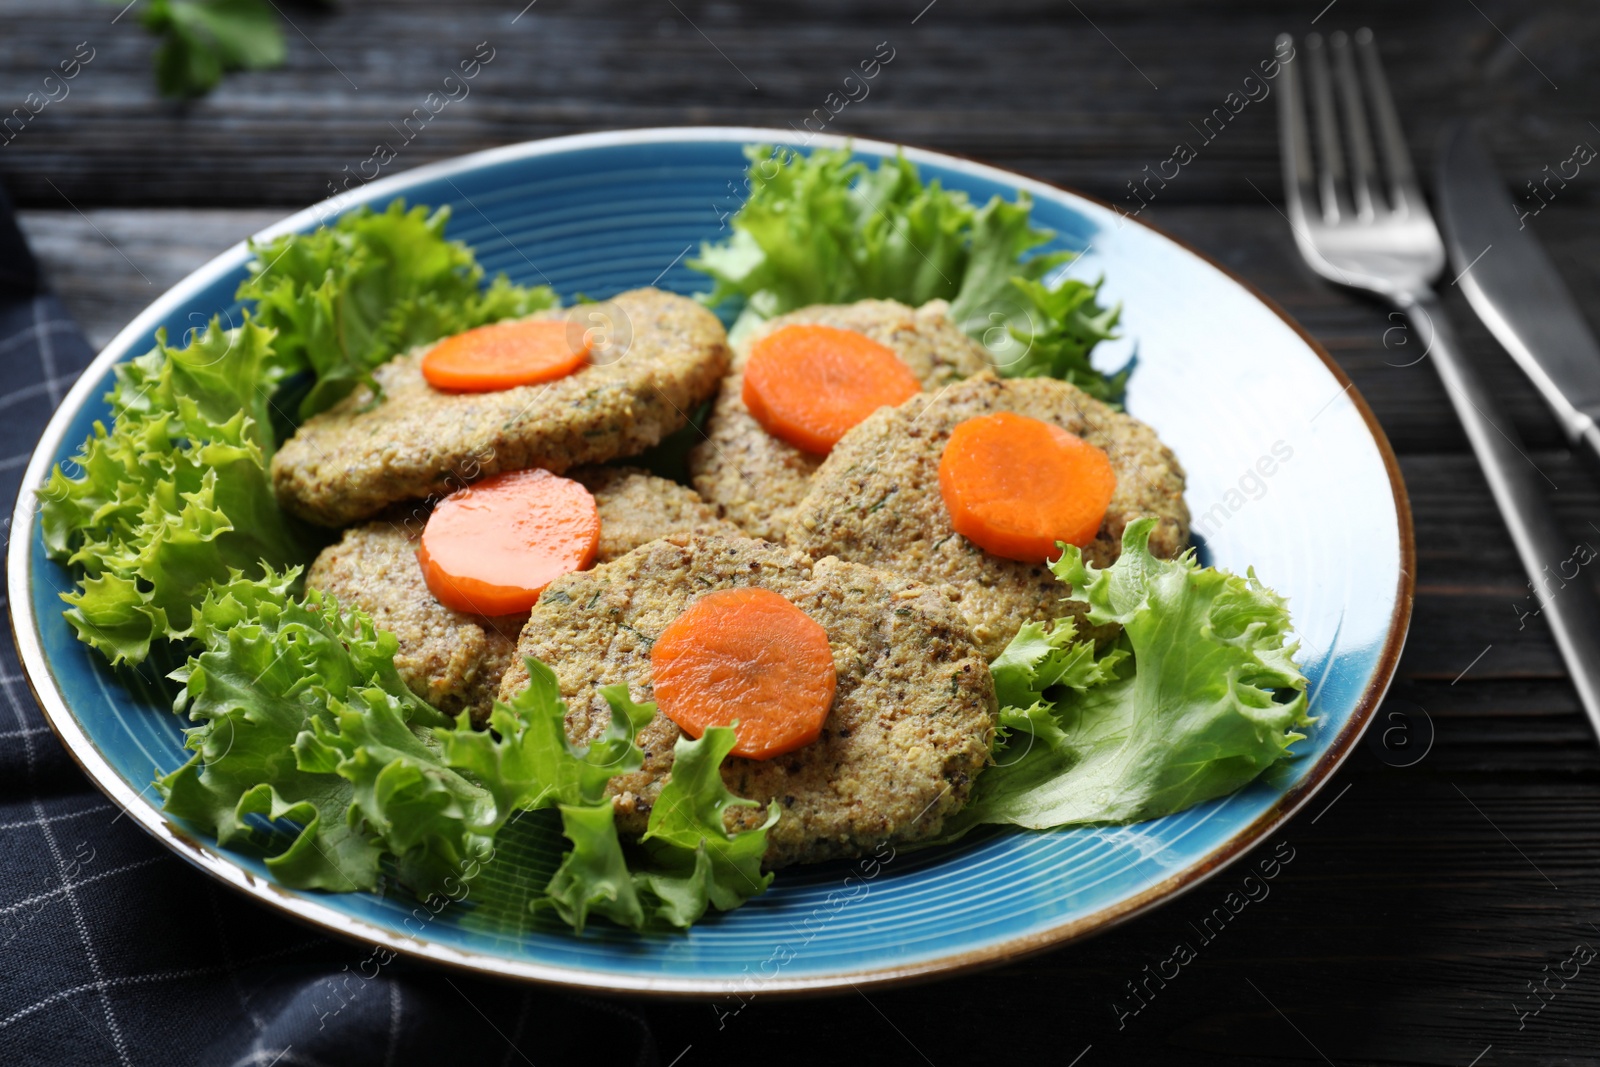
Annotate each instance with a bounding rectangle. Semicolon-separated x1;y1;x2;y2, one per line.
0;186;657;1067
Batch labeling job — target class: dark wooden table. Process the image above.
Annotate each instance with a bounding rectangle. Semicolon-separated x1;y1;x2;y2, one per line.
7;1;1600;1063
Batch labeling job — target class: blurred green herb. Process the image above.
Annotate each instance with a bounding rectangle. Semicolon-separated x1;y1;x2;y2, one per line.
115;0;288;99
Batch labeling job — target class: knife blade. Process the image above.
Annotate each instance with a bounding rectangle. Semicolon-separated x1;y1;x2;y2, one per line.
1436;121;1600;470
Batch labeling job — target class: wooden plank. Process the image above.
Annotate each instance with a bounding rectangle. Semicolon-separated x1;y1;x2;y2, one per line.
3;0;1598;209
16;209;283;348
642;762;1600;1064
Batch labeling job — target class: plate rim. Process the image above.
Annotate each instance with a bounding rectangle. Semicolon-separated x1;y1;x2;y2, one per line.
7;125;1416;997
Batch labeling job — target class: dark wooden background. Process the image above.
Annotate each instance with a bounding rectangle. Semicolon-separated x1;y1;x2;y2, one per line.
6;1;1600;1064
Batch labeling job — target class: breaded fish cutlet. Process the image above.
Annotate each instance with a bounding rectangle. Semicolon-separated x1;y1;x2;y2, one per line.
305;467;740;720
787;372;1190;659
688;299;991;542
274;287;730;528
498;534;996;869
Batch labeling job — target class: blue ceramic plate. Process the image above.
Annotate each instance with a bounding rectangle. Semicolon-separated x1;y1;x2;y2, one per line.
8;129;1413;995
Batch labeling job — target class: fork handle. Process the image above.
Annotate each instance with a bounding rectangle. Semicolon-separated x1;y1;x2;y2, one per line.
1402;290;1600;729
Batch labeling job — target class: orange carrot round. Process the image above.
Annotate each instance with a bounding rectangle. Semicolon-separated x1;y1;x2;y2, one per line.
418;468;600;616
938;412;1116;563
742;324;921;454
650;587;837;760
421;319;589;392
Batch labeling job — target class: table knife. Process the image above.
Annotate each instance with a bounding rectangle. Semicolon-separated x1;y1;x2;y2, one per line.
1436;122;1600;471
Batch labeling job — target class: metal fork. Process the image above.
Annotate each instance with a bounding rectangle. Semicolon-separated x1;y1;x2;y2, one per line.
1276;29;1600;727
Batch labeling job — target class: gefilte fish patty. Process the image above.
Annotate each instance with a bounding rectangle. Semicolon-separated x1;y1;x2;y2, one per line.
689;299;991;542
305;467;740;721
787;372;1190;659
275;287;729;527
497;534;997;869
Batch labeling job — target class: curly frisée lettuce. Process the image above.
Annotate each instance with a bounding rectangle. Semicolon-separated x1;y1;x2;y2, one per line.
947;518;1311;835
442;659;777;932
238;201;558;418
160;570;489;895
39;316;309;665
690;144;1126;402
692;147;1039;321
165;583;776;928
997;276;1125;395
41;199;558;666
634;724;779;927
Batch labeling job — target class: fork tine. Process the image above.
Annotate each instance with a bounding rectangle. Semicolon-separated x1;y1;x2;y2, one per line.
1305;33;1349;223
1353;27;1424;218
1273;34;1319;224
1329;30;1381;220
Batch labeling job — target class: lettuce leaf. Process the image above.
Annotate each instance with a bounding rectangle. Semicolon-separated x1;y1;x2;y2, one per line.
160;584;776;924
238;201;558;417
989;618;1125;713
163;573;561;898
692;145;867;319
952;518;1310;834
545;800;645;932
43;199;557;668
945;190;1068;334
438;661;652;816
39;316;308;665
442;658;777;932
637;725;778;920
296;687;497;898
438;664;648;932
159;571;424;891
139;0;286;100
688;143;1128;400
996;276;1126;402
691;145;1066;341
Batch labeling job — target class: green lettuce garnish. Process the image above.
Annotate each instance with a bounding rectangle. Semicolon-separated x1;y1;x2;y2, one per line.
41;199;559;666
996;276;1125;394
239;200;558;418
690;144;1125;401
442;658;776;932
165;588;775;927
635;724;778;925
159;570;498;894
441;661;653;933
950;518;1311;834
39;316;308;665
691;145;1066;321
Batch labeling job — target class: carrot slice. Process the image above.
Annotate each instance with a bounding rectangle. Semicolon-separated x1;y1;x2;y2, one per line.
742;324;921;454
417;468;600;616
650;587;837;760
421;319;589;392
938;412;1116;563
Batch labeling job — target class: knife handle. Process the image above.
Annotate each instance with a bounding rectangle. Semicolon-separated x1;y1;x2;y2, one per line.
1577;421;1600;483
1403;291;1600;731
